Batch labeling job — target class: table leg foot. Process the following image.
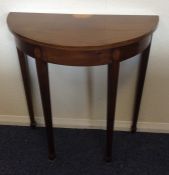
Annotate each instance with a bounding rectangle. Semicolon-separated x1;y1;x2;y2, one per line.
48;153;56;160
105;155;112;162
30;121;37;128
131;125;137;133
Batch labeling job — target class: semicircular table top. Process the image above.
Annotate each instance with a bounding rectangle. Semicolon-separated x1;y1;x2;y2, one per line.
7;12;159;49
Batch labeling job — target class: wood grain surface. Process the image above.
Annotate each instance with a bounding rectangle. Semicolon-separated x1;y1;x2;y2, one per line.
7;12;159;50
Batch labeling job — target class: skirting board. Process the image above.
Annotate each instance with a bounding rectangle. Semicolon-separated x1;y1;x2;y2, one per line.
0;115;169;133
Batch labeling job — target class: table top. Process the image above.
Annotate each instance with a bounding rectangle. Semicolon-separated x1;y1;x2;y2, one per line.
7;12;158;49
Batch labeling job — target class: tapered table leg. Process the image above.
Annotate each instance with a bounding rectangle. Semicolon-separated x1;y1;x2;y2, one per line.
105;61;120;162
16;48;36;128
36;59;56;160
131;44;151;133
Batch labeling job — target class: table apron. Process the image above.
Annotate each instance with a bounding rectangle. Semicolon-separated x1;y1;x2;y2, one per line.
15;35;152;66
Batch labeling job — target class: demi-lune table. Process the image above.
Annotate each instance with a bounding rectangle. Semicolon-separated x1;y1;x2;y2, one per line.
7;12;159;162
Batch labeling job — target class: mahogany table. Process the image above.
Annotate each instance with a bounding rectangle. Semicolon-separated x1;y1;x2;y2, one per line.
7;12;159;162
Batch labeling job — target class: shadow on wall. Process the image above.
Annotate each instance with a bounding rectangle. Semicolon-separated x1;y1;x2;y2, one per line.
85;55;139;120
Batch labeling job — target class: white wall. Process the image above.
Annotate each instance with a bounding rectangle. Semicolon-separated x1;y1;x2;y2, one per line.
0;0;169;132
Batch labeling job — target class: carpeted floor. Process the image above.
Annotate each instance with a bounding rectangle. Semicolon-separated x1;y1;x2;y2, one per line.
0;125;169;175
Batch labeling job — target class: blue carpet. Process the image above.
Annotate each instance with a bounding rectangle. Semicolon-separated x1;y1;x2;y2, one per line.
0;125;169;175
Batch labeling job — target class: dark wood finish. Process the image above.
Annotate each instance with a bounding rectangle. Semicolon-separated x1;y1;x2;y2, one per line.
16;48;36;128
7;13;159;161
36;57;56;160
7;13;158;49
106;61;120;162
14;35;152;66
131;43;152;133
